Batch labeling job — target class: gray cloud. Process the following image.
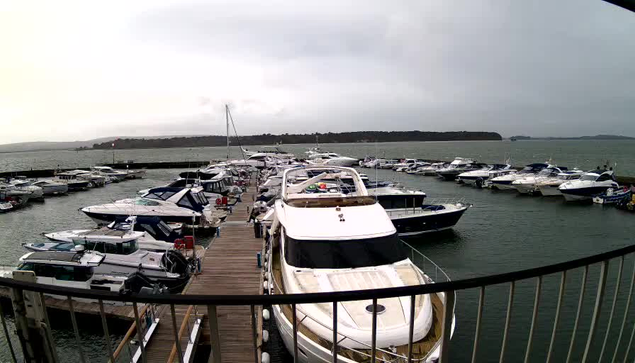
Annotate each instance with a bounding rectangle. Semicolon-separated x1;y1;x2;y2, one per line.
3;0;635;144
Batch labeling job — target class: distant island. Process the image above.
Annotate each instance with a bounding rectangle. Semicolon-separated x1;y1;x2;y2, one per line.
91;131;503;150
509;134;634;141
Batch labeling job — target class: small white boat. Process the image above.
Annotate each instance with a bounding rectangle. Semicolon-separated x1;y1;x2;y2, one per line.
306;152;359;167
559;170;620;202
5;179;44;201
489;163;549;190
457;164;513;186
536;171;584;197
54;171;92;191
92;166;128;182
512;166;571;195
31;180;69;195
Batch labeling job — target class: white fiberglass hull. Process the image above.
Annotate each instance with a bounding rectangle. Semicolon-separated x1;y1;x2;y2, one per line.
537;184;563;196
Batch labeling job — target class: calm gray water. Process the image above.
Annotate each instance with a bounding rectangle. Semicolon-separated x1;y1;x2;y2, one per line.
1;143;635;361
2;140;635;175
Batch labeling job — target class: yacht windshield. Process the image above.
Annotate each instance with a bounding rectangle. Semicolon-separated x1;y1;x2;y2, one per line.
580;174;598;181
284;233;406;269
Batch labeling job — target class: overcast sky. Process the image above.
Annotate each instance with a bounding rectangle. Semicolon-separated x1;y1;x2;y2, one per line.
1;0;634;144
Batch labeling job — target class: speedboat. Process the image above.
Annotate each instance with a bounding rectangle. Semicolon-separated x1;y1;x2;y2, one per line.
92;166;128;182
39;216;181;251
0;187;30;212
436;158;485;181
415;162;447;176
54;171;92;191
404;162;432;174
593;188;632;205
30;180;69;195
559;170;619;202
267;166;454;362
457;164;513;187
66;170;107;187
512;166;572;195
368;185;470;236
535;171;584;197
392;159;418;171
2;250;172;296
23;239;191;290
4;179;44;201
307;152;358;167
489;163;549;190
82;187;223;227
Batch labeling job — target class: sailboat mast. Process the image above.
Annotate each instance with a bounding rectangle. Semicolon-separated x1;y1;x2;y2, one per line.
225;104;230;161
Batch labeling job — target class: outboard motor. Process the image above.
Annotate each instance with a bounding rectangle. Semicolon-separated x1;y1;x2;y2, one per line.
123;272;168;294
161;250;190;275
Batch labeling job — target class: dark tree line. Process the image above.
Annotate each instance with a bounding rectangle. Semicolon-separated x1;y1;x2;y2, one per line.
92;131;502;150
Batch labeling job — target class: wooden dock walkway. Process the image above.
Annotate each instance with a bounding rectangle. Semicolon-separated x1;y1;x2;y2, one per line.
143;185;264;363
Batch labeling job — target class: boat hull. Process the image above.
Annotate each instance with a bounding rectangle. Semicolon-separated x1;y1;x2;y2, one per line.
389;205;469;236
560;186;612;202
83;210;201;226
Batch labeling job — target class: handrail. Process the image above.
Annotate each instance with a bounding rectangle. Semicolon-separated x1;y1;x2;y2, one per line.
0;242;634;305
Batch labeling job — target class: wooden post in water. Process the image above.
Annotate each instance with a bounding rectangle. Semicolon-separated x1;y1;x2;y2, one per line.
10;271;57;362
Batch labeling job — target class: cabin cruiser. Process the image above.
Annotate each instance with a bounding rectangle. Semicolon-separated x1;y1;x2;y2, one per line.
23;237;190;290
404;162;432;174
4;179;44;201
2;250;171;296
92;166;128;182
65;169;107;187
82;187;223;227
436;158;486;181
489;163;549;190
54;171;92;191
415;162;447;176
368;185;470;236
30;180;69;195
559;170;619;202
0;187;30;212
38;216;181;252
267;166;454;362
511;166;573;195
392;159;418;171
535;171;584;196
306;152;358;167
456;164;513;187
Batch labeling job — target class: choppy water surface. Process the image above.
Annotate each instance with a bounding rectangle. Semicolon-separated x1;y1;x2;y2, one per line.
2;139;635;174
0;160;634;360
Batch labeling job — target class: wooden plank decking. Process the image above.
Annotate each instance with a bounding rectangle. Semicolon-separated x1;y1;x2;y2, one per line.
143;185;264;363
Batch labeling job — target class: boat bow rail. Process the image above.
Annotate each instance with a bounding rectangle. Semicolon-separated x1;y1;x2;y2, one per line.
2;242;635;362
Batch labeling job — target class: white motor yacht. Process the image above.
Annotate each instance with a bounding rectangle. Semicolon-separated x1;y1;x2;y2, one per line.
54;171;92;191
0;186;30;212
559;169;619;202
37;216;179;252
92;166;128;182
489;163;549;190
2;250;172;296
5;179;44;201
267;166;454;362
415;162;447;176
436;158;486;181
82;187;222;227
457;164;513;187
392;158;418;171
67;169;107;187
31;180;69;195
512;166;571;195
307;152;358;167
536;171;584;197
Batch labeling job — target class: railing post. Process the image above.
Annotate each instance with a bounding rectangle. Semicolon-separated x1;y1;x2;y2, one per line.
582;260;609;362
547;271;567;363
567;265;589;363
471;287;485;363
439;291;455;363
499;281;515;363
0;297;17;363
332;301;338;363
251;305;259;363
371;298;378;363
613;257;635;363
170;304;185;363
407;294;416;363
599;256;624;362
67;296;87;363
524;276;542;363
132;302;147;363
207;305;222;363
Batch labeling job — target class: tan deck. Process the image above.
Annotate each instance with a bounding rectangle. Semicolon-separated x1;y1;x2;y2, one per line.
143;184;265;363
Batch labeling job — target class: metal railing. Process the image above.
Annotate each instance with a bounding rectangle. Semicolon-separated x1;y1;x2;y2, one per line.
1;243;635;362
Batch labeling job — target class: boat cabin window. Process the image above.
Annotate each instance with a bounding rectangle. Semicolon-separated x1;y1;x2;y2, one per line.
596;173;614;182
18;263;93;281
284;233;407;269
145;190;178;201
135;199;161;206
376;195;426;209
79;240;138;255
580;174;598;181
